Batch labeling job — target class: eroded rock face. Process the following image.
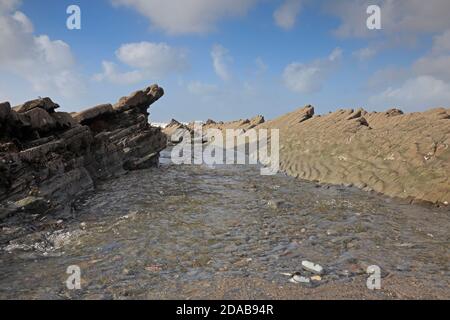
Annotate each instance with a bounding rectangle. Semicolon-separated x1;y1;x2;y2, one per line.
203;105;450;205
0;84;167;220
13;97;60;114
257;106;450;205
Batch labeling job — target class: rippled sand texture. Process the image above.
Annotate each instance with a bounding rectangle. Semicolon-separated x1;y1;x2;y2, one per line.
257;107;450;205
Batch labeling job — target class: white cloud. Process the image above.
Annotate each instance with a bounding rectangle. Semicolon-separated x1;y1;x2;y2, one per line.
327;0;450;39
94;42;188;85
111;0;259;35
273;0;302;30
283;48;342;93
369;28;450;111
0;2;83;100
413;55;450;82
11;10;33;33
369;76;450;111
0;0;20;12
116;42;188;75
211;44;232;81
93;61;143;85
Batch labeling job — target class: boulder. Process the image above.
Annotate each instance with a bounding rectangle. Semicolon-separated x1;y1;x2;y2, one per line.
51;112;78;129
8;110;31;128
386;108;404;117
298;105;314;123
0;102;11;121
146;84;164;100
13;97;60;113
114;84;165;112
250;115;265;126
73;104;114;124
24;107;56;132
113;90;148;112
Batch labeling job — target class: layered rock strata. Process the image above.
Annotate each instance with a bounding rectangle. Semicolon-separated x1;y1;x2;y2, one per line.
0;85;166;219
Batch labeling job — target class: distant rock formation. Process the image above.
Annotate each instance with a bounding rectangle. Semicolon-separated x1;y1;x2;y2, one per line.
162;119;193;144
0;84;167;220
200;115;265;132
204;106;449;206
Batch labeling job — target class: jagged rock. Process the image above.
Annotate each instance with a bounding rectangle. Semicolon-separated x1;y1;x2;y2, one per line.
51;112;78;129
386;108;404;117
8;110;31;128
248;115;265;129
167;119;182;127
0;84;166;221
113;85;164;112
0;101;11;121
357;117;369;127
114;90;148;112
298;105;314;123
146;84;164;100
163;119;191;144
13;97;60;114
73;104;114;124
24;107;56;132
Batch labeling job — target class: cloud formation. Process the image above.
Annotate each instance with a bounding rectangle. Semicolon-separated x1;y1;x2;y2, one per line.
211;44;232;81
369;28;450;110
94;42;188;84
273;0;302;30
369;76;450;111
327;0;450;38
0;0;82;100
283;48;343;94
111;0;259;34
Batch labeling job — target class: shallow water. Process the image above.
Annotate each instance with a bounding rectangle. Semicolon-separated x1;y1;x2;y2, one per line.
0;149;449;299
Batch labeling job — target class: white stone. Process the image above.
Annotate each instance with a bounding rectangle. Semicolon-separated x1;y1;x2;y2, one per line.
302;260;323;274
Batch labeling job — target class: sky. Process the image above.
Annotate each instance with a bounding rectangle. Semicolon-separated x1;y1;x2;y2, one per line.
1;0;450;122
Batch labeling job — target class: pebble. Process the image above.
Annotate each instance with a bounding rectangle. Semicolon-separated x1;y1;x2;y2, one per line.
311;275;322;281
290;275;310;284
302;260;324;274
267;200;283;210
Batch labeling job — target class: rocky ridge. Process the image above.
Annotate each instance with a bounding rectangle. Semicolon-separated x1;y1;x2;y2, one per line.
0;84;167;220
199;106;450;205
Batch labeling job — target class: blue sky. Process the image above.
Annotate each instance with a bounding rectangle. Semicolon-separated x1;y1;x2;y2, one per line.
1;0;450;122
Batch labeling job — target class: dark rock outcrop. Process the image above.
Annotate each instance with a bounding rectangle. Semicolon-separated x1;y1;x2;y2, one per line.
0;84;167;220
